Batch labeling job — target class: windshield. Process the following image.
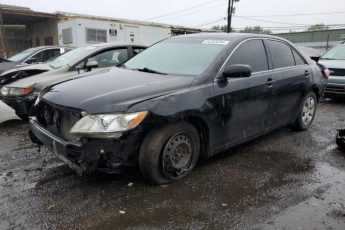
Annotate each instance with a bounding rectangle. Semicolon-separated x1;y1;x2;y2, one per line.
8;48;39;62
124;40;226;76
47;46;96;69
321;45;345;60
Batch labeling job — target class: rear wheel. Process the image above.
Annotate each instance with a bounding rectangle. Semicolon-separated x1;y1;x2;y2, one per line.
139;122;200;184
294;92;317;131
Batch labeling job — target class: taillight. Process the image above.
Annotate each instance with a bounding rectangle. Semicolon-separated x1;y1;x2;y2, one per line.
322;68;330;79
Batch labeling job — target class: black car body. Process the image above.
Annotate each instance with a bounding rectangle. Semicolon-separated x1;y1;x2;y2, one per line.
0;46;72;84
0;44;146;120
29;33;327;184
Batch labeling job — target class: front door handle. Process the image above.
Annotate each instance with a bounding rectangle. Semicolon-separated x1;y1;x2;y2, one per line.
304;70;310;76
266;78;275;87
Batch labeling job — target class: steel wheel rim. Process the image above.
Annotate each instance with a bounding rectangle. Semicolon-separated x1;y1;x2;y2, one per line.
302;96;316;126
162;132;195;179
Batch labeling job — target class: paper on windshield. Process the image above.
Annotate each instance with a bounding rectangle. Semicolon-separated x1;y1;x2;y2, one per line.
202;40;229;45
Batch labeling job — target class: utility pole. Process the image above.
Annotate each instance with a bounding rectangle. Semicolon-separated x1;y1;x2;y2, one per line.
227;0;234;33
227;0;232;33
227;0;239;33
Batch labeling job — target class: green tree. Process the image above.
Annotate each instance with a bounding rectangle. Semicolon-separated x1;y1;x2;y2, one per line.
211;25;236;32
240;26;272;34
307;24;329;32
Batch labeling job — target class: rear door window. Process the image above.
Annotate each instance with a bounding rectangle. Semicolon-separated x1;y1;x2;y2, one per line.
292;49;307;66
228;39;268;73
267;40;295;69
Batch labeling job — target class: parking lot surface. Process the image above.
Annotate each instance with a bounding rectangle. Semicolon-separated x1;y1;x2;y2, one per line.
0;101;345;230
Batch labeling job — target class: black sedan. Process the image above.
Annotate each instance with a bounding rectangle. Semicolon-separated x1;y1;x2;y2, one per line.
29;33;327;184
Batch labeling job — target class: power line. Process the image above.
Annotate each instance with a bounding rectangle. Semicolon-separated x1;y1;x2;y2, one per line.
145;0;224;21
234;15;309;26
149;2;225;22
231;24;345;31
238;11;345;18
195;17;227;28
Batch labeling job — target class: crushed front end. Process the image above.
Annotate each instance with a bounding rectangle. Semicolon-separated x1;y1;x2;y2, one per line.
29;99;144;175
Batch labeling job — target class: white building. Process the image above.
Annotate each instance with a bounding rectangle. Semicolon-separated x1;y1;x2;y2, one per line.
57;12;202;47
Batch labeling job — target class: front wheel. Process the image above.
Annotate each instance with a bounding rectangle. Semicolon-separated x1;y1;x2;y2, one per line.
139;122;200;185
294;91;317;131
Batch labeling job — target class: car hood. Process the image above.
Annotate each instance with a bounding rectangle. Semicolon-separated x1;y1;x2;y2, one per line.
42;67;195;113
6;67;108;90
0;61;19;74
318;59;345;69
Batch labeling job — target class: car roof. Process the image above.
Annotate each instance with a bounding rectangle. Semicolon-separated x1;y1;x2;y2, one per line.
170;32;289;43
28;46;73;51
87;43;147;49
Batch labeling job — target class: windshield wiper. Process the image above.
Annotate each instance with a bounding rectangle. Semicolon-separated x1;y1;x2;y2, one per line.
320;58;335;60
136;67;167;75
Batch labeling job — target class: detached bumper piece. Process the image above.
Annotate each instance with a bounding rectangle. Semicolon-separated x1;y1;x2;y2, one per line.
2;97;35;119
29;117;142;175
336;129;345;152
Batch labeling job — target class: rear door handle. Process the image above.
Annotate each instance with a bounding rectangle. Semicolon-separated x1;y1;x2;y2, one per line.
266;78;275;86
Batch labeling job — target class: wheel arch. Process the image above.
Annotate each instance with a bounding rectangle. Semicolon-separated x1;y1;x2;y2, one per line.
176;115;210;159
311;84;321;101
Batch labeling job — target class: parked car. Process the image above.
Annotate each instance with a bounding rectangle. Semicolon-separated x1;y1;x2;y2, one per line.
28;33;327;184
0;46;72;79
0;43;146;120
319;44;345;99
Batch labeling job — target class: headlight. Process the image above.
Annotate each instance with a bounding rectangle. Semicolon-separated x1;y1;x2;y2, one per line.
0;86;33;96
70;111;148;138
0;87;10;96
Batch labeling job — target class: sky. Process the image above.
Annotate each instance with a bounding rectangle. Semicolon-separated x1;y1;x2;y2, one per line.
1;0;345;32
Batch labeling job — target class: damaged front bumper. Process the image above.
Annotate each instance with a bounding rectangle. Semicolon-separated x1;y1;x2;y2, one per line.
29;117;142;175
2;96;36;119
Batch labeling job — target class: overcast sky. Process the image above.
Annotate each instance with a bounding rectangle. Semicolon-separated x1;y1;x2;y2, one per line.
1;0;345;32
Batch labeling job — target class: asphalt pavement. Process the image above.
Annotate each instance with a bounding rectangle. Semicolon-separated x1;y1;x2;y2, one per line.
0;100;345;230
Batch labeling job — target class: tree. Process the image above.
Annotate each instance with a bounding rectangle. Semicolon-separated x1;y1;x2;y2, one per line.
211;25;229;32
240;26;272;34
307;24;329;32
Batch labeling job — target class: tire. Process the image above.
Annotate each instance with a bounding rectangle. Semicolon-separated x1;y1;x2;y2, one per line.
139;122;200;185
294;91;317;131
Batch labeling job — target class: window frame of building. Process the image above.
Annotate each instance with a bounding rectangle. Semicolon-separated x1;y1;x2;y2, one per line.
86;28;108;43
62;28;73;44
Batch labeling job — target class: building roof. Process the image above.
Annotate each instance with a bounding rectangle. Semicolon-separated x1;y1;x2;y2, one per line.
56;11;207;33
0;3;58;25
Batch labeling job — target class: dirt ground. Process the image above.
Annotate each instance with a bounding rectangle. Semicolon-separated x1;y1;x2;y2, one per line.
0;100;345;230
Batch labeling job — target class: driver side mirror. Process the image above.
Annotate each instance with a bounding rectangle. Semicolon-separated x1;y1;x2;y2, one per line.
222;64;252;79
85;59;98;71
25;58;38;64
